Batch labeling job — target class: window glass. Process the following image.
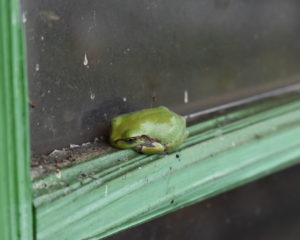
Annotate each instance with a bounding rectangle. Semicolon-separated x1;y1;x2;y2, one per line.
23;0;300;154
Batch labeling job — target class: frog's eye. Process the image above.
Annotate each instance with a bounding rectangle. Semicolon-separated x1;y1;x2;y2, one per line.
125;138;136;143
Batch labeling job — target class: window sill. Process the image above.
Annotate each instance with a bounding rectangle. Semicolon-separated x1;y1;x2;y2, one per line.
33;95;300;240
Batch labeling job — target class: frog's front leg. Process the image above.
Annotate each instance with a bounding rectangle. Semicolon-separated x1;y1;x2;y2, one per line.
135;142;166;154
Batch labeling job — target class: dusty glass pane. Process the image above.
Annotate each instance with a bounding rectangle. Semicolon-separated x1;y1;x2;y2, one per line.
22;0;300;154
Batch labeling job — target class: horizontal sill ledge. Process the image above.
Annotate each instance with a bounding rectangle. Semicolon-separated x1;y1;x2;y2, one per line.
33;95;300;240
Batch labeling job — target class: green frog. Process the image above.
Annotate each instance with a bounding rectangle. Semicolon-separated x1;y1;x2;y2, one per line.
110;106;188;154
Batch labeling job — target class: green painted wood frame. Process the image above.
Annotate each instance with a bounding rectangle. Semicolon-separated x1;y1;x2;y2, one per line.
0;0;33;239
33;94;300;240
1;1;300;240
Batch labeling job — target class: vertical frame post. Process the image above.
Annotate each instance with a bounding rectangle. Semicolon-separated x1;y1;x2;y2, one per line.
0;0;33;239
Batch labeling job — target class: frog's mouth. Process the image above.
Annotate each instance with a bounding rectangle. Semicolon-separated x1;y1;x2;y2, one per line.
114;135;165;148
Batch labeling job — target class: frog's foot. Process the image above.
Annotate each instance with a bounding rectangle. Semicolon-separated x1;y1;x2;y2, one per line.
135;142;165;154
135;135;166;154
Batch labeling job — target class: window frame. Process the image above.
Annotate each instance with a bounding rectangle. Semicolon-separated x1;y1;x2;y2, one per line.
1;1;300;240
0;0;33;239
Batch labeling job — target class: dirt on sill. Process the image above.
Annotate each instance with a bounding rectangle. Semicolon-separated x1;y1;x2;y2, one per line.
31;138;114;179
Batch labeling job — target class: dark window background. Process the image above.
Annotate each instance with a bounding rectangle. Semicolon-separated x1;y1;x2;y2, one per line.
23;0;300;153
107;163;300;240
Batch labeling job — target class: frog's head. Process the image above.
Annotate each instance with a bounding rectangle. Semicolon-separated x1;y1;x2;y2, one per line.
111;128;140;149
113;135;166;154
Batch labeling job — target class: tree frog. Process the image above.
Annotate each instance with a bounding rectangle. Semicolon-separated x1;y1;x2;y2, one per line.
110;106;188;154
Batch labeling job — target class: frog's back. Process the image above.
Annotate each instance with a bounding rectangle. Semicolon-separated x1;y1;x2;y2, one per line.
111;106;169;137
130;106;187;148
